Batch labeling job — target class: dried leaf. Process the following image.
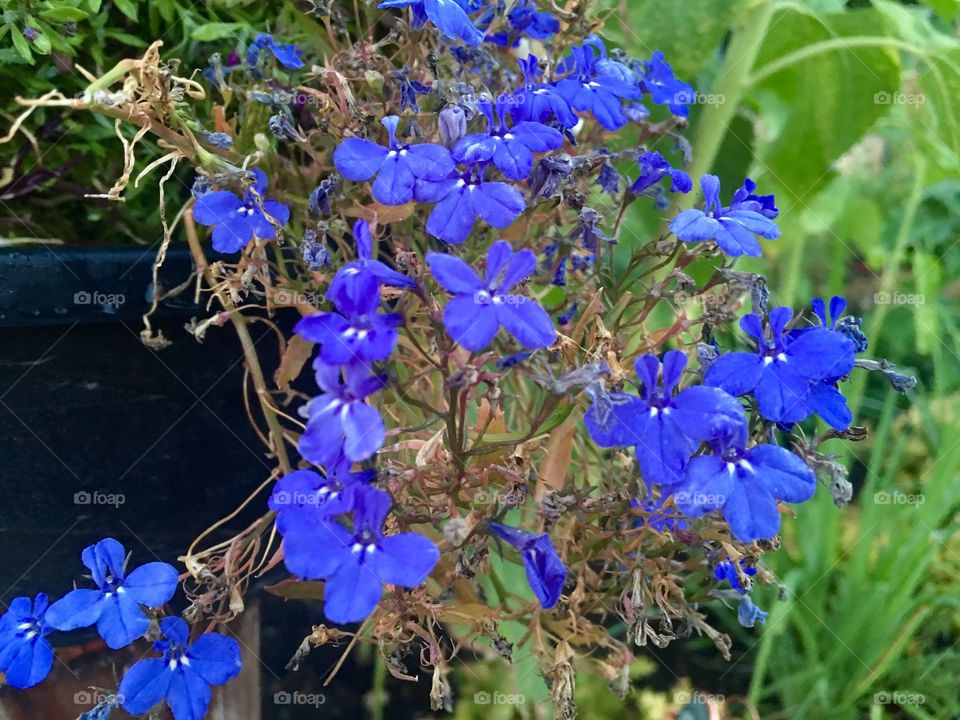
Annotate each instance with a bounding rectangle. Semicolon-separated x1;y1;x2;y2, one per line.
275;336;315;390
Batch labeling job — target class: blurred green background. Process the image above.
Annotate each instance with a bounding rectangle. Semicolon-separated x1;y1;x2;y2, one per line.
2;0;959;718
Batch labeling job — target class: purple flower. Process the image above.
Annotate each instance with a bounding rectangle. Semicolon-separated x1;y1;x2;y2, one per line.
555;37;642;131
246;32;304;70
489;523;567;608
279;485;439;624
705;307;856;426
193;169;290;254
641;50;694;117
673;435;816;542
738;595;768;627
415;168;526;244
334;116;455;206
426;240;555;351
294;273;402;364
298;360;386;466
378;0;484;45
628;151;692;195
669;175;780;257
507;0;559;39
45;538;178;650
584;350;747;488
326;219;415;307
119;617;241;720
453;97;563;180
0;594;54;688
510;55;578;128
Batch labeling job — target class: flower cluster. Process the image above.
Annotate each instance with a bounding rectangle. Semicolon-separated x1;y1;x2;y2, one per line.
0;539;240;720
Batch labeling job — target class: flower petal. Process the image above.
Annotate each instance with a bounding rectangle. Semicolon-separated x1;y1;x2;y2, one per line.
496;298;555;349
187;634;242;686
323;558;385;624
119;657;173;715
369;533;439;587
426;252;483;294
442;295;499;351
44;588;104;631
123;562;179;608
333;139;388;181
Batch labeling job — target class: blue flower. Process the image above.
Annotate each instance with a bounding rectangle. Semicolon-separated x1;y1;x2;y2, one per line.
510;55;578;128
705;307;856;426
415;168;526;244
507;0;559;39
427;240;555;351
489;523;567;608
327;220;416;307
640;50;694;117
806;295;868;353
334;116;455;206
714;558;757;593
45;538;178;650
584;350;747;488
246;32;304;70
193;169;290;254
294;273;402;364
298;360;387;466
119;616;241;720
630;496;687;533
279;485;439;624
392;69;432;112
0;594;54;688
378;0;484;45
556;39;642;131
737;594;768;628
628;151;692;196
673;435;816;542
669;175;780;257
269;456;375;536
453;97;563;180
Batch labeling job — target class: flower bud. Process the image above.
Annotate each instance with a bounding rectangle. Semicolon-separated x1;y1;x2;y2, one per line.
438;106;466;148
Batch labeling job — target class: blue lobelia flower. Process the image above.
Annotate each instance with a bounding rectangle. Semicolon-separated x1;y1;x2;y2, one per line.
379;0;484;45
705;306;856;426
0;594;54;688
737;594;768;628
298;360;387;466
45;538;178;650
279;485;439;624
426;239;555;351
628;151;692;196
507;0;559;39
246;32;304;70
510;55;578;128
714;557;757;593
415;167;526;244
333;116;455;206
584;350;747;489
269;456;375;539
193;169;290;254
453;97;563;181
672;434;816;542
327;219;416;307
119;616;241;720
640;50;694;116
489;522;567;608
669;174;781;257
294;273;402;364
556;40;642;131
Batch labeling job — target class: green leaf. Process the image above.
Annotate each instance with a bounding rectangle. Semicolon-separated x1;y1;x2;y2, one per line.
920;0;960;20
113;0;138;22
86;0;104;13
192;22;244;42
10;25;34;63
39;7;90;23
104;29;147;47
31;30;52;54
748;7;901;199
604;0;734;78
